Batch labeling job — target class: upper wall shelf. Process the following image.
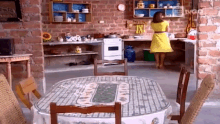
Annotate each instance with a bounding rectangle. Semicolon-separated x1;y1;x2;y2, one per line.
43;41;102;46
49;1;92;24
133;0;184;18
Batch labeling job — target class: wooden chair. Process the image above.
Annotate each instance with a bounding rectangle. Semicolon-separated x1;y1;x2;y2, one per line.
94;59;128;76
50;102;122;124
170;66;190;123
16;76;41;110
0;74;27;124
180;74;215;124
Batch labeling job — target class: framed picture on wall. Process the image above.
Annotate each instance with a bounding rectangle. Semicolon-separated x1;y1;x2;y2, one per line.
0;0;22;22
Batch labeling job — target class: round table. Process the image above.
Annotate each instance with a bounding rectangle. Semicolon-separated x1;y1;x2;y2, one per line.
32;76;172;124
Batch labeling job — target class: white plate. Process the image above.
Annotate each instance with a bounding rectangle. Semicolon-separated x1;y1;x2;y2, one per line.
136;14;144;17
82;9;89;11
118;4;125;11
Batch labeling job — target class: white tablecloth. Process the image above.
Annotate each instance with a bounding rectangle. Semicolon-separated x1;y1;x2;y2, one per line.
32;76;172;124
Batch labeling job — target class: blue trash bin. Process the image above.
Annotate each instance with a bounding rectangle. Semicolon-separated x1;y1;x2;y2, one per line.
124;46;136;62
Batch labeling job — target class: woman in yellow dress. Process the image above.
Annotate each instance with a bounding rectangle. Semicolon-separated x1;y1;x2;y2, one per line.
150;12;173;69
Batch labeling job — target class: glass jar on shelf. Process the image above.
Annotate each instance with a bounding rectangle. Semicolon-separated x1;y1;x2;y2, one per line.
159;3;163;8
137;0;145;8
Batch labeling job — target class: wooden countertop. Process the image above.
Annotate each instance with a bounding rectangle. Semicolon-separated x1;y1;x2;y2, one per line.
123;38;179;41
0;54;32;58
43;41;102;45
123;38;196;44
178;38;196;44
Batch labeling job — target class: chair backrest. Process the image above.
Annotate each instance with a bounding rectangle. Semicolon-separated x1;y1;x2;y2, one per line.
170;67;191;123
50;102;122;124
180;74;215;124
94;59;128;76
16;76;41;109
0;74;27;124
176;67;190;104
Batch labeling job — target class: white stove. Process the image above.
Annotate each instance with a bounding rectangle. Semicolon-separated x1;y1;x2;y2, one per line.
102;38;123;65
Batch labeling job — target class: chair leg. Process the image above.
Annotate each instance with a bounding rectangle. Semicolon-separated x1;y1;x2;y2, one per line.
171;115;180;121
16;85;33;109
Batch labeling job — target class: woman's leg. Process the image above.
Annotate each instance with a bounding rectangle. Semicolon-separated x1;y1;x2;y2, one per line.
154;53;160;68
159;53;166;68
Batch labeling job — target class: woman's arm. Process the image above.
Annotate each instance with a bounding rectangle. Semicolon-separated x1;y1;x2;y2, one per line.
166;26;169;32
166;21;169;32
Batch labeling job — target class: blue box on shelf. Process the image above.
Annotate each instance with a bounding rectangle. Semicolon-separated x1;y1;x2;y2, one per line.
173;9;182;16
53;3;68;12
54;13;63;16
72;4;86;12
166;9;173;16
79;14;86;22
158;0;178;6
67;13;75;18
150;9;165;17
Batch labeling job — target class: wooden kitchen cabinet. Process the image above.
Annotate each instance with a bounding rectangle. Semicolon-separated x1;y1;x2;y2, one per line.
43;41;103;67
43;41;101;57
133;0;184;18
49;1;92;24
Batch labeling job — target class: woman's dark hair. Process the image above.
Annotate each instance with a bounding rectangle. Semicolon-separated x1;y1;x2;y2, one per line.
152;11;164;23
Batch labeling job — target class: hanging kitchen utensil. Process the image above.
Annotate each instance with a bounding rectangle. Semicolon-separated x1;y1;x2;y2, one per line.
191;13;196;28
136;25;140;34
143;25;146;33
136;24;145;34
186;13;196;35
126;21;133;29
186;14;191;34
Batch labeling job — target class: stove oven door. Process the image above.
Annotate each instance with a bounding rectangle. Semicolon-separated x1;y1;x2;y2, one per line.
104;42;122;57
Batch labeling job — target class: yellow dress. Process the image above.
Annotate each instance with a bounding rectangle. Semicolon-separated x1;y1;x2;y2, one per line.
150;21;173;53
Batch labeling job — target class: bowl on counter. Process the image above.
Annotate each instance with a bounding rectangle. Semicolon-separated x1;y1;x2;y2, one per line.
135;14;144;17
108;34;117;38
73;10;79;13
166;33;175;38
134;36;143;39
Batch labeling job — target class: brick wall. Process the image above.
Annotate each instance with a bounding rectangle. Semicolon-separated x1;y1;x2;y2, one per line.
42;0;191;65
0;0;45;93
198;0;220;99
42;0;191;40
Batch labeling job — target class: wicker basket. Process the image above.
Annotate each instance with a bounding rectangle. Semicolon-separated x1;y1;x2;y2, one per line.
0;74;27;124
